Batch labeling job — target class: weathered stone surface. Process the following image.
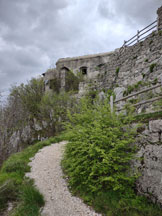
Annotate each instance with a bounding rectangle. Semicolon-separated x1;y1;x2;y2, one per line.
136;144;162;204
9;131;21;153
135;118;162;205
98;91;105;101
114;87;125;101
149;120;162;132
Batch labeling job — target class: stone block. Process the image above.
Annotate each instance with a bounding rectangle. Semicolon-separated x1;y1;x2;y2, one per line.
114;87;126;101
149;119;162;132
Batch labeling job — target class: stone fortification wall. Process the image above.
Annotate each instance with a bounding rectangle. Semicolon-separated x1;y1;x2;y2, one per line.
56;51;113;75
43;32;162;96
97;32;162;90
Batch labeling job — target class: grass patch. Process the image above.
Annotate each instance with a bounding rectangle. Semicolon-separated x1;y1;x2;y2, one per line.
0;134;65;215
13;180;45;216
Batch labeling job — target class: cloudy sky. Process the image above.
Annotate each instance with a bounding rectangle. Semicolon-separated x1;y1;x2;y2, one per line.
0;0;161;97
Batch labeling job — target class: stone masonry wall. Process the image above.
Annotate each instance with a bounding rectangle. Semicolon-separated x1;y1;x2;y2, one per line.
135;119;162;205
95;32;162;91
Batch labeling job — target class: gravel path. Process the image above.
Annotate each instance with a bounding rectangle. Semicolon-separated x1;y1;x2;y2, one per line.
26;141;101;216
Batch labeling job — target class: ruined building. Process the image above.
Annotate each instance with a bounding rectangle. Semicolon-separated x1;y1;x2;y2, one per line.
43;6;162;98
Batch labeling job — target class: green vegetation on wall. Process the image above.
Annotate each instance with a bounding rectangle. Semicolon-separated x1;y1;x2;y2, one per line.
115;67;120;76
150;63;157;73
123;81;150;96
65;70;80;92
49;78;61;93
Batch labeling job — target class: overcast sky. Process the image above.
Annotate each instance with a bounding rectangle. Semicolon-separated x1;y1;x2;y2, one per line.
0;0;161;97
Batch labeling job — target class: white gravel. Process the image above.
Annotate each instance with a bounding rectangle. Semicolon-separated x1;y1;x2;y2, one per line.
26;141;102;216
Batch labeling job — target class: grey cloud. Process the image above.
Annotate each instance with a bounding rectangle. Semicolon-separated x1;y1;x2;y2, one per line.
98;0;162;26
0;0;161;96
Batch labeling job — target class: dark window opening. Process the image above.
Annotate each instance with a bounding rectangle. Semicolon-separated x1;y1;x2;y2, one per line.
80;67;87;75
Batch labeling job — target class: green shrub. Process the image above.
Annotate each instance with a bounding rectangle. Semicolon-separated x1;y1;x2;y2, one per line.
62;96;162;215
150;63;157;73
116;67;120;76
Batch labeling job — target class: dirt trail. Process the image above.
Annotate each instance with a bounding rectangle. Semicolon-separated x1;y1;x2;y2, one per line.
26;141;101;216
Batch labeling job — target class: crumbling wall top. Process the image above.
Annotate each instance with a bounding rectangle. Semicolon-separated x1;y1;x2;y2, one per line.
56;51;114;64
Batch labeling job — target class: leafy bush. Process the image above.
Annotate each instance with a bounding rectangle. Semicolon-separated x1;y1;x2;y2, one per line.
63;97;137;194
62;96;162;215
